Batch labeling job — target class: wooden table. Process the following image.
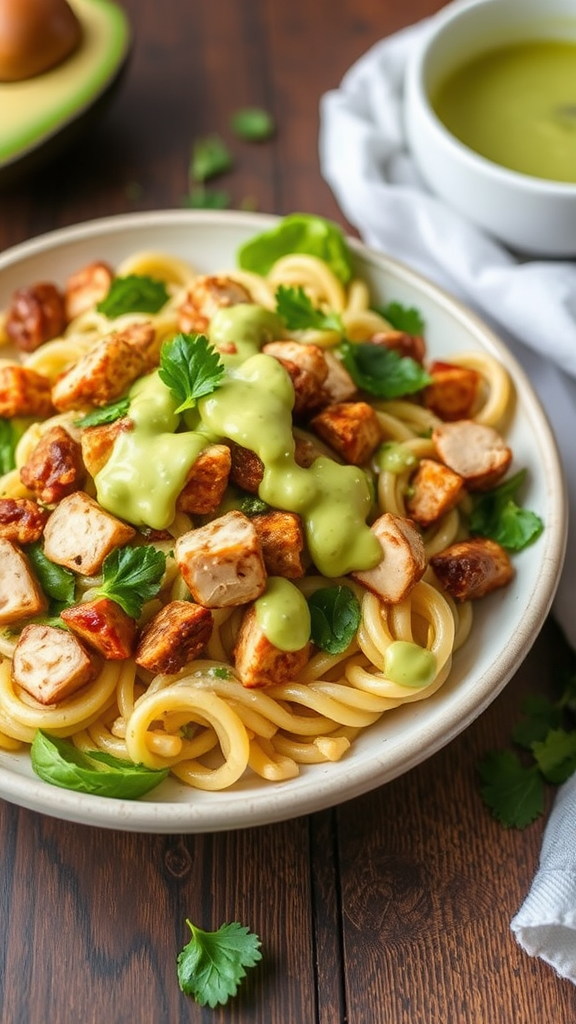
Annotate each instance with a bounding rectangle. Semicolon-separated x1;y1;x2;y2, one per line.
1;1;575;1021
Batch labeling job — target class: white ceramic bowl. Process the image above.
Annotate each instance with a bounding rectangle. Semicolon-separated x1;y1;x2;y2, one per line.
404;0;576;256
0;209;567;832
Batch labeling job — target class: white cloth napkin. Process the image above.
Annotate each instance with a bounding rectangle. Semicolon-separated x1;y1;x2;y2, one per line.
319;15;576;984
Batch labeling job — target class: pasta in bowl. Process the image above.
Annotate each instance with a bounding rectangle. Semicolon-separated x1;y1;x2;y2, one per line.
0;210;565;832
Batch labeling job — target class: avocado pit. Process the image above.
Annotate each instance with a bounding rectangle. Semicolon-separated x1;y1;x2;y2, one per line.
0;0;82;82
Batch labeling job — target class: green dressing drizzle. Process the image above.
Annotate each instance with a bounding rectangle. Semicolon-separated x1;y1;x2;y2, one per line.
254;576;311;650
384;640;436;688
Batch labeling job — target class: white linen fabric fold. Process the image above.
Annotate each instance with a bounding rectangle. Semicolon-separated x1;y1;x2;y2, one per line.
319;16;576;984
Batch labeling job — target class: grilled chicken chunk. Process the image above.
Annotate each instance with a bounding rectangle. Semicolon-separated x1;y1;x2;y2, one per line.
0;364;53;418
430;537;514;601
432;420;512;491
61;596;137;660
43;491;136;574
0;498;49;544
233;604;311;688
11;623;98;704
405;458;465;528
353;512;426;604
20;425;85;505
174;509;267;608
135;600;213;674
310;401;382;465
0;538;48;625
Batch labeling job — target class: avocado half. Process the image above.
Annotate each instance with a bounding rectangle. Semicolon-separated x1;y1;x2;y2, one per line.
0;0;131;187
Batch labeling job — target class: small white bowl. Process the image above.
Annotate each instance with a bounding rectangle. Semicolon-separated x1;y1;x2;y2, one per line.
404;0;576;256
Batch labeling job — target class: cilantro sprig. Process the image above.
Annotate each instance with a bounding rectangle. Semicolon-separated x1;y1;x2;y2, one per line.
275;285;343;334
340;340;432;399
159;333;225;414
95;544;166;619
469;468;544;551
97;274;170;318
373;301;425;336
307;585;362;655
177;919;262;1007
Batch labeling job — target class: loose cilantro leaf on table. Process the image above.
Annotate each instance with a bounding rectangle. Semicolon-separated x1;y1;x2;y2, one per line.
340;340;431;399
308;585;362;655
469;468;544;551
183;186;231;209
230;107;275;141
95;545;166;619
373;301;425;336
177;919;262;1007
191;134;234;182
97;274;169;317
275;285;343;333
159;332;225;414
478;750;545;828
31;731;168;798
74;396;131;428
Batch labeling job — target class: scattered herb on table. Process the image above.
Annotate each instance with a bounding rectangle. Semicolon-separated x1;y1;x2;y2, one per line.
177;919;262;1007
159;332;225;413
97;274;169;317
230;107;275;141
190;134;234;183
183;186;231;209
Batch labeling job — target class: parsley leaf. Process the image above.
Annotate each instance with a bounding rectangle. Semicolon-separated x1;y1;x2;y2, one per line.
74;396;130;429
308;585;361;655
177;919;262;1007
275;285;343;333
97;274;169;318
96;545;166;619
340;340;431;399
158;333;225;414
478;750;545;828
191;134;233;182
31;731;168;798
230;107;275;141
373;301;425;336
25;543;76;611
469;469;544;551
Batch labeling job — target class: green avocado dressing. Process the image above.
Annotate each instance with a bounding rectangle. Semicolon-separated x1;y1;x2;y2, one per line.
384;640;436;688
209;303;285;364
255;576;311;650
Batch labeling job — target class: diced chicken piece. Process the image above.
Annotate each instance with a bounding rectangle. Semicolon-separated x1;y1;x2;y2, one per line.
228;441;264;494
64;260;114;321
432;420;512;491
0;538;48;624
310;401;383;466
233;604;311;689
252;511;306;579
43;491;136;574
20;425;85;505
423;361;481;421
118;321;160;371
266;354;326;418
369;330;426;364
430;537;514;601
178;275;252;334
174;509;267;608
0;364;53;418
0;498;49;544
322;350;357;404
135;600;213;674
262;340;329;404
51;328;147;412
353;512;426;603
61;596;137;660
176;444;231;515
5;282;66;352
293;434;322;468
405;458;465;528
80;416;133;478
11;624;98;704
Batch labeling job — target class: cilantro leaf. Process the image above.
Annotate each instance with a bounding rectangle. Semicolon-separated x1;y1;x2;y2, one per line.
177;919;262;1007
469;469;544;551
0;417;22;474
31;731;168;798
74;396;130;429
190;135;233;182
97;274;170;318
340;340;431;399
183;186;231;209
238;213;353;284
230;107;275;141
308;585;361;655
96;545;166;619
373;301;425;336
512;694;562;749
158;333;225;414
25;543;76;611
239;495;271;517
532;729;576;785
478;750;545;828
275;285;343;333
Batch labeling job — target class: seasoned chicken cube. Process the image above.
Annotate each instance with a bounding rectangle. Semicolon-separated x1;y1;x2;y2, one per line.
0;364;53;418
11;624;98;704
262;341;329;384
353;512;426;603
43;491;136;574
228;441;264;494
117;321;160;371
135;600;213;674
423;361;481;421
20;425;85;505
252;511;306;579
5;282;66;353
233;604;311;688
0;498;49;544
51;328;147;412
432;420;512;491
174;509;267;608
80;417;133;478
405;458;465;528
368;330;426;364
322;350;357;404
430;537;514;601
61;596;137;660
178;275;251;334
310;401;383;465
0;538;48;624
64;260;114;321
176;444;231;515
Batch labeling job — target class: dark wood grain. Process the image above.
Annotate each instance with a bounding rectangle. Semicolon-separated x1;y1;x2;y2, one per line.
1;1;575;1022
